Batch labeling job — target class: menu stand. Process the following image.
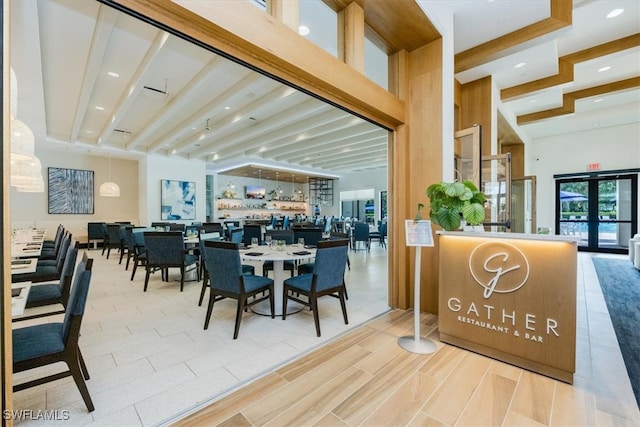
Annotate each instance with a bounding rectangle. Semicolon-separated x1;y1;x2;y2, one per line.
398;220;437;354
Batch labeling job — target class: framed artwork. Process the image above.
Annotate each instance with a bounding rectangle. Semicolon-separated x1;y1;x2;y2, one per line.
48;167;95;214
161;179;196;220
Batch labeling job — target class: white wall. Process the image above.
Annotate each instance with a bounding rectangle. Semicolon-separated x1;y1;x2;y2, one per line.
10;147;139;241
527;122;640;233
140;155;207;225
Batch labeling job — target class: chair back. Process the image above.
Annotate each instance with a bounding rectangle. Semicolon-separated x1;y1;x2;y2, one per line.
203;240;243;293
62;254;94;343
379;221;387;237
118;224;128;245
312;239;349;292
143;232;185;267
293;228;323;246
282;216;290;230
87;222;104;240
199;223;224;235
59;241;80;306
106;223;122;245
56;233;73;272
198;232;223;270
230;228;243;244
265;229;294;244
243;224;262;246
51;225;65;253
168;223;186;233
324;216;333;233
330;232;349;240
353;222;370;240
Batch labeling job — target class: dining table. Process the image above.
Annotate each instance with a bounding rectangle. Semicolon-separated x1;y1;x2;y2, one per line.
11;282;32;317
10;258;38;275
240;244;316;316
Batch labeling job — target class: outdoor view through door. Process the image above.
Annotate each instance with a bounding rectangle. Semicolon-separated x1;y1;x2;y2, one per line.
556;173;638;253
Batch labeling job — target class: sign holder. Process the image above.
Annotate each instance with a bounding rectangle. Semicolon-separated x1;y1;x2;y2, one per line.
398;220;437;354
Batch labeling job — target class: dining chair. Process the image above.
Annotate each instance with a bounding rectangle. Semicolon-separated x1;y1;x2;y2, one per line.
202;240;274;339
38;227;67;260
143;231;199;292
282;239;349;337
197;233;256;306
130;227;154;281
103;223;123;259
229;227;244;244
12;237;74;285
243;224;263;246
12;254;95;412
298;232;351;276
118;224;130;265
13;243;80;322
42;224;64;249
87;222;105;250
352;222;370;251
293;228;323;247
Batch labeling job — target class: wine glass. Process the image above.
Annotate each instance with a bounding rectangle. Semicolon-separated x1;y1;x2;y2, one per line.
265;235;272;247
297;238;305;247
251;237;259;247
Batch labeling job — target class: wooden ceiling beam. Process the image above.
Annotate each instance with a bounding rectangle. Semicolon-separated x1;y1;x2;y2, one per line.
455;0;571;74
517;76;640;125
502;34;640;101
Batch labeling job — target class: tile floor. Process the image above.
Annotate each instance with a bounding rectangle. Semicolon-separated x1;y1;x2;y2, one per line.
11;243;390;426
10;247;637;426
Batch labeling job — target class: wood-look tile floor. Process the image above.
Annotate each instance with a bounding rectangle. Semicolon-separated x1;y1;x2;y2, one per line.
173;253;640;427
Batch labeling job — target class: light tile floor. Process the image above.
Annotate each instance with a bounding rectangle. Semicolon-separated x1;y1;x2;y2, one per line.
11;243;390;426
11;248;638;426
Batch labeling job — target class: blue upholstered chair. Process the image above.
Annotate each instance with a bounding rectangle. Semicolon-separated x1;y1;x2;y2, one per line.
143;231;199;292
293;228;323;247
282;215;290;230
130;227;154;281
298;233;351;276
13;242;80;322
102;223;122;259
202;240;274;339
118;225;130;265
282;239;349;337
242;224;263;246
41;224;64;249
39;226;65;259
229;227;243;244
352;222;370;251
12;237;74;284
87;222;105;249
13;255;95;412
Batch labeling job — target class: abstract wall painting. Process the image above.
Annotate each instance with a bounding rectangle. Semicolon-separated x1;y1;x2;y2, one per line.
161;179;196;220
48;167;95;214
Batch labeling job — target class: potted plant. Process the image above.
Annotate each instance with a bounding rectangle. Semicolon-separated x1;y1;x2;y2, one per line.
416;180;487;231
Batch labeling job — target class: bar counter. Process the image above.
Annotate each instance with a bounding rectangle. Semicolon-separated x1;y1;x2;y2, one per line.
437;231;579;383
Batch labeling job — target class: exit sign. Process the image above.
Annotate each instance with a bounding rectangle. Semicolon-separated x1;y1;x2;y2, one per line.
587;163;600;170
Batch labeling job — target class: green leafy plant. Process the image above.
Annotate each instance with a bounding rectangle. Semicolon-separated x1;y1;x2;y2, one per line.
425;180;487;231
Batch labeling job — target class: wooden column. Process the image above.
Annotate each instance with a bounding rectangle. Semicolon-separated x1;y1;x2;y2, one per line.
460;76;492;157
389;39;444;313
338;2;365;73
266;0;299;32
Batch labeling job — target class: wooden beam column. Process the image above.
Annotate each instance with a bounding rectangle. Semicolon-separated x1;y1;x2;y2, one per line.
266;0;299;32
338;2;365;73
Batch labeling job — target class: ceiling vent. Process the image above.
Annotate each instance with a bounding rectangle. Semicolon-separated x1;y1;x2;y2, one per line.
141;79;169;101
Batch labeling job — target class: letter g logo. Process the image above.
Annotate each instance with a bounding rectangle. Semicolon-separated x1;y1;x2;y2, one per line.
469;241;529;298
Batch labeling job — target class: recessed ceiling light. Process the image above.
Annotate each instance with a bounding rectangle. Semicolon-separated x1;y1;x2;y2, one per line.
598;66;611;72
107;71;120;78
514;62;526;69
224;106;231;110
606;9;624;18
594;99;603;103
86;130;94;134
529;99;538;104
298;25;310;36
95;106;105;111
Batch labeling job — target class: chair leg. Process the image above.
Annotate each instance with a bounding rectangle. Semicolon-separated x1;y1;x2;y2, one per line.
125;252;132;270
119;249;125;264
233;298;244;339
339;288;349;325
130;260;138;281
143;268;151;292
310;295;321;337
204;292;215;330
269;287;275;319
78;350;90;380
198;271;208;306
67;353;95;412
106;248;111;259
180;267;185;292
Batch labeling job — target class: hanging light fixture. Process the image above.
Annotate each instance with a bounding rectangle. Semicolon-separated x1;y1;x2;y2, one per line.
99;157;120;197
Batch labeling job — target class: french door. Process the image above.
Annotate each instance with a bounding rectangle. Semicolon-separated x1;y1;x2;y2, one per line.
556;174;638;253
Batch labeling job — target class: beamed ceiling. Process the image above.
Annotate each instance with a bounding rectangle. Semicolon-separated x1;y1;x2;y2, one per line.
9;0;639;182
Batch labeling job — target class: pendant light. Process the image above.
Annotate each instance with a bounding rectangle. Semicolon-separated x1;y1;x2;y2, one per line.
99;157;120;197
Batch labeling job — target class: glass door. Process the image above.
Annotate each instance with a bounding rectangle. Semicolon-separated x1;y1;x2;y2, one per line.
454;125;481;187
511;176;536;233
481;153;512;232
556;174;637;253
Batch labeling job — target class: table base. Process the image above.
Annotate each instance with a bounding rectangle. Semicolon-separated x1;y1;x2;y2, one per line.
251;299;304;317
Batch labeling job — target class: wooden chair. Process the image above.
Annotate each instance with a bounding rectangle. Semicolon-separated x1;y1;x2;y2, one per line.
12;255;95;412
